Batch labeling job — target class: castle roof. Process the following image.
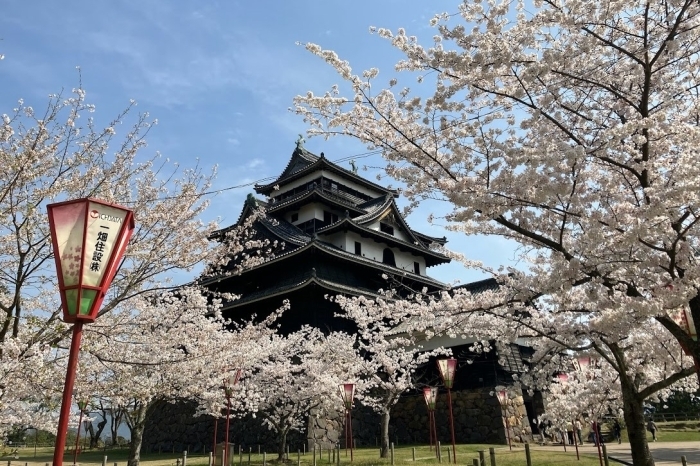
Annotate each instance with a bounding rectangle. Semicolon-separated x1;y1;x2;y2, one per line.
254;146;398;197
221;266;385;310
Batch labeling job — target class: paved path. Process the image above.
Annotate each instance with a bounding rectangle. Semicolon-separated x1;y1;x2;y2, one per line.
531;441;700;465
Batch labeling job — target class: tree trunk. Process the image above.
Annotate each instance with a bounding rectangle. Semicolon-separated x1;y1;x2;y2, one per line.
89;418;108;448
277;428;288;461
620;378;654;466
126;402;149;466
379;409;390;458
111;407;125;446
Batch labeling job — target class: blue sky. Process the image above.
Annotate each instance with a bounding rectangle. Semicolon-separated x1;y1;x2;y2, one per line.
1;0;519;285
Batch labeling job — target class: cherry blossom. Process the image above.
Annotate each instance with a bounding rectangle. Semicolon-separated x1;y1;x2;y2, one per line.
0;85;273;459
295;1;700;464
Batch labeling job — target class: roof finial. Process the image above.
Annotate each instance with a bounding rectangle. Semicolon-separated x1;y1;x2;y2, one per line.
350;159;358;173
296;134;305;149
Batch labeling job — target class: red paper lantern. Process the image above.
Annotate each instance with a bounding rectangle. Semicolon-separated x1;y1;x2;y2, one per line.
47;198;135;323
340;383;355;410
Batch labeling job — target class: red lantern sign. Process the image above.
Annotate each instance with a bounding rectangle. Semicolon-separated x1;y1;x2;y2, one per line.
339;383;355;461
340;383;355;410
423;386;438;410
47;198;135;323
496;389;508;406
437;358;457;389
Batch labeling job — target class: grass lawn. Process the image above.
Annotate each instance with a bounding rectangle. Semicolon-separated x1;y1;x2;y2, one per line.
649;420;700;442
0;444;602;466
612;420;700;443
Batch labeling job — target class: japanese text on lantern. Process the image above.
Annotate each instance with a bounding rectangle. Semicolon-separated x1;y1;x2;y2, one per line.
90;230;109;272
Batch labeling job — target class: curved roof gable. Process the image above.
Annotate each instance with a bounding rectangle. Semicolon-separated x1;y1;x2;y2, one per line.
266;186;366;217
353;195;425;247
211;195;309;246
255;147;398;197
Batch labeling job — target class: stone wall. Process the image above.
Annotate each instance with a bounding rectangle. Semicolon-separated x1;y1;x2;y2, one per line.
143;400;306;454
313;386;533;448
143;387;533;454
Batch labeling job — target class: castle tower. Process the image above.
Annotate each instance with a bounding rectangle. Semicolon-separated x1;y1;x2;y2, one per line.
207;145;450;332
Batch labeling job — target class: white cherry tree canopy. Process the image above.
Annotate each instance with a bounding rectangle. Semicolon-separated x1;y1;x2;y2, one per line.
294;1;700;464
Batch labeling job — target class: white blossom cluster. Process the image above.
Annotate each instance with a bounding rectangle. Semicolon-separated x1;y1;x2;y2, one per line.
295;1;700;463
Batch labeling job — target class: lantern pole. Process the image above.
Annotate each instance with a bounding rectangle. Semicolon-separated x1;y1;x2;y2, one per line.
437;359;457;464
224;392;231;466
339;383;355;462
52;322;84;466
73;398;88;465
573;418;580;460
422;387;438;453
430;409;440;457
48;198;135;466
223;369;241;466
212;416;219;463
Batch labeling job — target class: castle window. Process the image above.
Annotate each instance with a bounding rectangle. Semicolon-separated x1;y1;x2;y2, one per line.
380;223;394;235
291;213;298;222
414;262;420;275
355;241;362;255
324;211;339;225
382;248;396;267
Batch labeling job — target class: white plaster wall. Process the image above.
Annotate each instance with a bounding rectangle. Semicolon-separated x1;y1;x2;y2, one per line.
321;231;347;251
365;219;413;245
292;203;323;224
287;203;349;225
340;231;426;275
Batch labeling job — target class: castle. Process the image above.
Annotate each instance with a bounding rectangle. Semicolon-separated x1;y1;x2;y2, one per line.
143;144;540;452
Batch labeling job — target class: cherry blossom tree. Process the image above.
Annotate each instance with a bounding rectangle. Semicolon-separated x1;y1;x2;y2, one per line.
235;327;361;461
0;85;272;440
75;288;284;466
294;1;700;464
333;294;449;458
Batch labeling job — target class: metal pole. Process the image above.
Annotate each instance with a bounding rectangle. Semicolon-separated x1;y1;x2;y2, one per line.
432;411;439;458
572;419;579;460
52;322;84;466
504;415;512;451
593;421;603;466
349;408;354;462
344;410;348;457
428;410;434;451
225;397;231;466
212;417;218;465
446;388;457;464
73;408;85;465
